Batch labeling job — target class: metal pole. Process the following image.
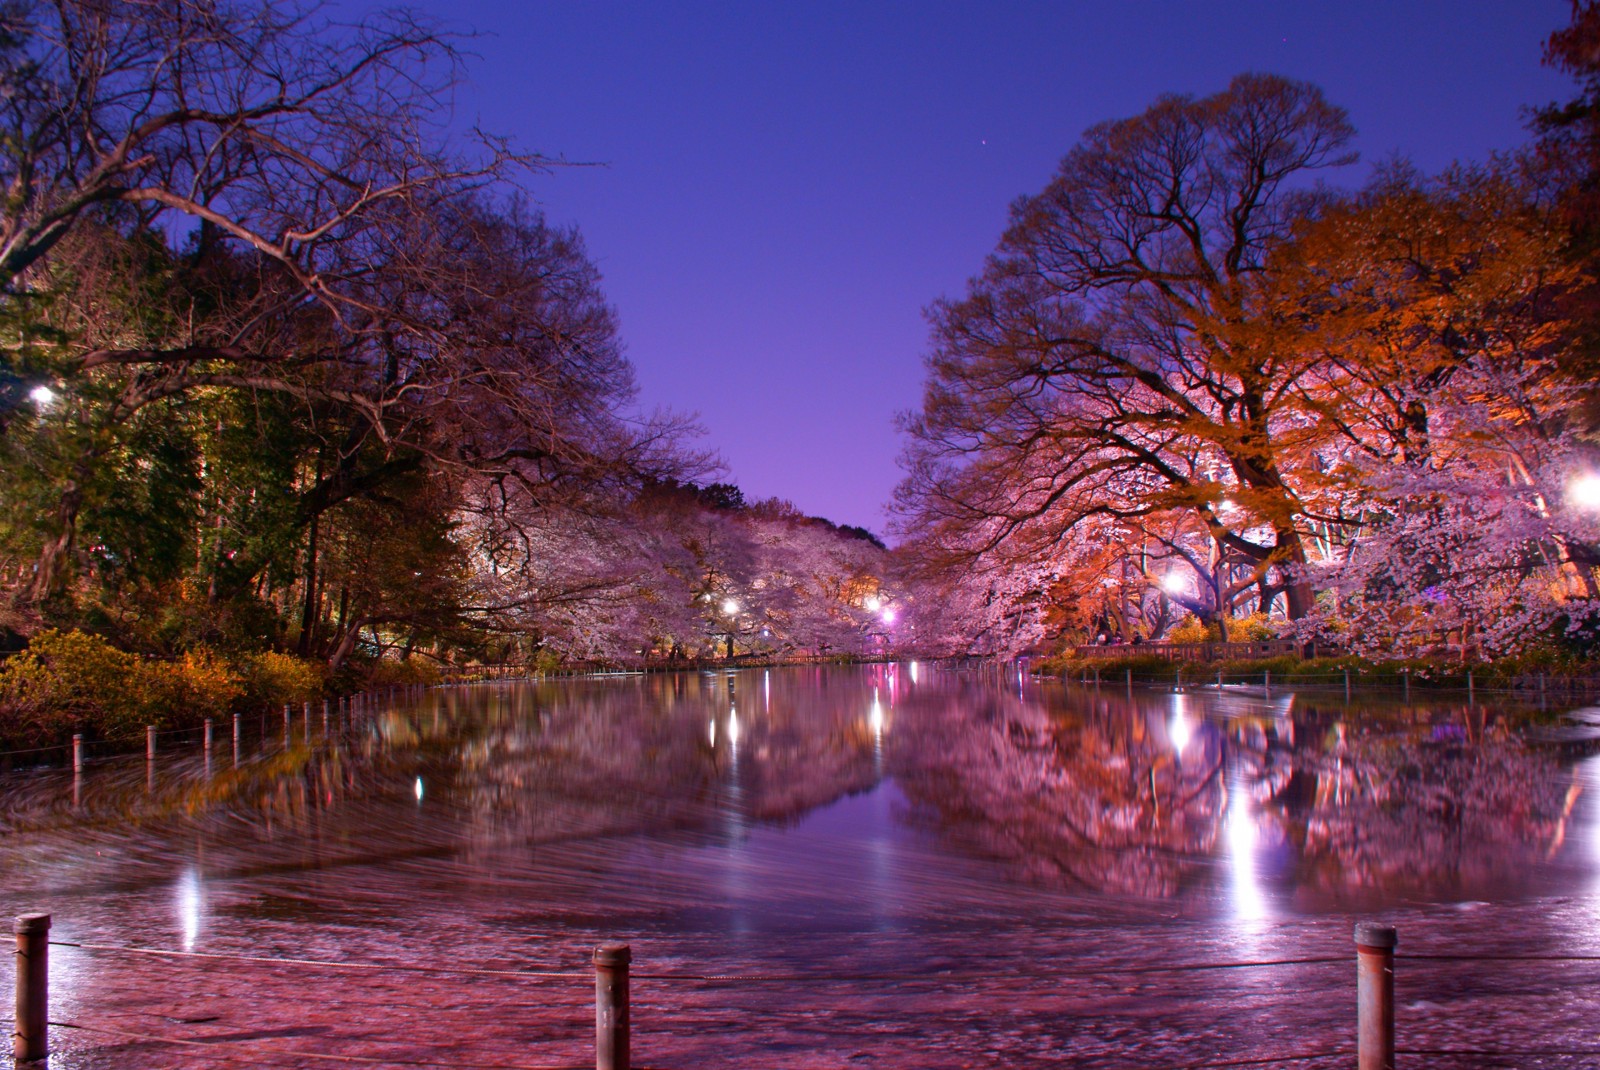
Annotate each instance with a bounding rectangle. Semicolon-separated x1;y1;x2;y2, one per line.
14;913;50;1062
1355;922;1397;1070
594;943;631;1070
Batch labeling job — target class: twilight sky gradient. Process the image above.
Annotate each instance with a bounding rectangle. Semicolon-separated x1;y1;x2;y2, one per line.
390;0;1572;536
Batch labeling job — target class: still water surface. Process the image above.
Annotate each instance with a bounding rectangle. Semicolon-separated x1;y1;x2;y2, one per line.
5;663;1600;1067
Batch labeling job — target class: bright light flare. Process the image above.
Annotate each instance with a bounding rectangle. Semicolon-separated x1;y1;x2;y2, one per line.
865;595;882;612
1571;473;1600;511
414;777;425;802
28;385;54;406
721;598;740;615
1162;573;1187;594
880;607;896;624
1169;714;1192;756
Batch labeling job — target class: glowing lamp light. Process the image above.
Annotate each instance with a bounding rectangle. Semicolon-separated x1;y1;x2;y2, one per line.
722;598;739;615
1162;573;1187;594
881;607;897;624
1572;473;1600;512
28;385;54;406
865;595;882;612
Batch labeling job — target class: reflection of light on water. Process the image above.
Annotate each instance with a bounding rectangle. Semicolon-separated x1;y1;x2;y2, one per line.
870;689;884;735
1169;693;1191;756
1226;769;1269;926
708;719;716;748
909;661;919;685
414;778;425;803
177;868;203;951
728;707;740;747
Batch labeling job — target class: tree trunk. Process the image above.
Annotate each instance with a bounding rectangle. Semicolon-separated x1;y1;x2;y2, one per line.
297;455;324;656
26;476;86;604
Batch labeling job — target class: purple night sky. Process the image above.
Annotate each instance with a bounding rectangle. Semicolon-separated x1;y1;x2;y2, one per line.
382;1;1571;537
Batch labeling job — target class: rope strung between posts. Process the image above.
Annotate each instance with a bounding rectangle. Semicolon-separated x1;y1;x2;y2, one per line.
622;953;1346;982
51;939;1346;984
1398;1048;1600;1058
1169;1051;1352;1068
50;1019;598;1069
1402;952;1600;963
50;941;586;982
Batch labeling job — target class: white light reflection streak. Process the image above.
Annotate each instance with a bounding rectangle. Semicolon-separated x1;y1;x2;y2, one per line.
176;867;203;951
728;707;740;748
1226;766;1269;928
414;777;425;803
909;660;919;685
1169;693;1192;757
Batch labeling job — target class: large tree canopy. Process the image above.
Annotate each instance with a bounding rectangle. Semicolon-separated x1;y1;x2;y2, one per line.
896;71;1600;657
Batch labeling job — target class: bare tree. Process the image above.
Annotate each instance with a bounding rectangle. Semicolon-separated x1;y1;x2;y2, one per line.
897;74;1357;625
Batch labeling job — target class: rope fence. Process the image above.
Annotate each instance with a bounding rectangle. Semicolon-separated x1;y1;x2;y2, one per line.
17;915;1600;1068
1055;664;1600;702
4;665;1596;771
0;684;430;769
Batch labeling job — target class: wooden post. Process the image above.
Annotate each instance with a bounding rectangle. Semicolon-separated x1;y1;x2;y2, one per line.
203;718;213;754
1403;669;1410;702
14;913;50;1062
594;943;631;1070
1216;670;1223;689
1344;669;1351;703
1264;670;1271;696
1355;922;1396;1070
72;734;82;773
1125;668;1132;696
146;725;156;760
1467;669;1474;702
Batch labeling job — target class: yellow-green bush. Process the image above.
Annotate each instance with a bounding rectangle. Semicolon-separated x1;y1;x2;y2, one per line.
1168;616;1212;643
145;650;244;725
365;657;442;688
0;630;154;742
235;651;324;709
0;630;290;748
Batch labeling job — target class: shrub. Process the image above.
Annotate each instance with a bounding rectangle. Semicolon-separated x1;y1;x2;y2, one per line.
1167;615;1211;643
0;629;152;743
144;649;245;724
236;651;324;710
365;657;442;688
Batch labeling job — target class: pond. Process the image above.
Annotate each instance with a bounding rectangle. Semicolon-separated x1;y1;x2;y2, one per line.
4;663;1600;1068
